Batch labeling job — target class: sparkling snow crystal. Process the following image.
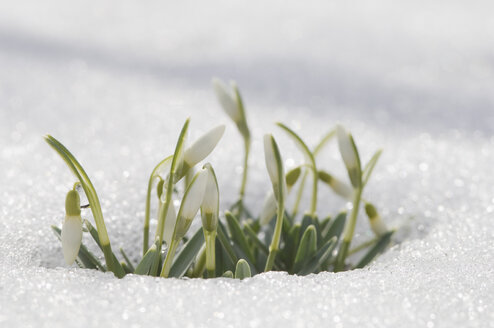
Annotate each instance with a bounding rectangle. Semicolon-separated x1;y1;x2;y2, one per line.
1;0;493;327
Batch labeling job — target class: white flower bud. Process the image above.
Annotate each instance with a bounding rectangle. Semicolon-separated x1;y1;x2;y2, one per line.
201;165;219;214
330;177;354;200
263;134;287;203
260;191;277;225
336;124;361;188
61;190;82;265
180;168;209;220
212;78;242;123
365;203;388;237
163;199;178;246
184;125;225;167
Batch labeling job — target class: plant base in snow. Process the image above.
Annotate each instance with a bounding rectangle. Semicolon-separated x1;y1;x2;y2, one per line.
47;79;394;279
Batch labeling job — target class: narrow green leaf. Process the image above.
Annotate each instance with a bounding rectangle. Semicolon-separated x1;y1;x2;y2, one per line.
235;259;252;279
225;211;255;264
217;220;238;264
299;214;314;239
120;248;135;273
121;262;133;274
135;241;159;275
292;225;318;273
319;217;331;235
243;223;269;255
313;129;336;156
169;228;205;278
281;223;300;269
276;123;314;166
355;231;394;269
84;220;125;277
322;212;347;243
362;149;382;187
222;270;234;278
298;237;338;275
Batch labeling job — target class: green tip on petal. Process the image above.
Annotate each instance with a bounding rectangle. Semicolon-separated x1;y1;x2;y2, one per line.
65;190;81;216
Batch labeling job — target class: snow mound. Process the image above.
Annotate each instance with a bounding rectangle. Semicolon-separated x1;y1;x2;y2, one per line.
1;1;493;327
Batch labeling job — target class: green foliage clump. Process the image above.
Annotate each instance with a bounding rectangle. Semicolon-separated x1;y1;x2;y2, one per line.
47;78;394;279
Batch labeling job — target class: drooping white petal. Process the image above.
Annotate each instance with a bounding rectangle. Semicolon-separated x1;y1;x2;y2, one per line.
61;215;82;265
263;134;278;187
201;167;219;214
212;78;241;123
263;134;287;202
330;177;354;200
336;125;358;171
180;168;209;220
163;200;178;246
184;125;225;167
370;217;388;237
260;191;277;226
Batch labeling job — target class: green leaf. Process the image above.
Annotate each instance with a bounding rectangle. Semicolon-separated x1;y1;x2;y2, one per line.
281;223;300;268
292;225;318;273
135;241;159;275
121;262;134;274
313;128;336;157
297;237;338;275
217;220;238;265
243;223;269;255
362;149;382;187
319;217;331;235
299;214;315;240
120;248;135;273
169;228;205;278
355;231;394;269
322;212;347;243
222;270;234;278
276;123;315;167
225;211;255;264
235;259;252;279
84;220;126;277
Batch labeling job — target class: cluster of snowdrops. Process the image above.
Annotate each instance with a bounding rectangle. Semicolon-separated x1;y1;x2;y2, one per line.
48;78;393;279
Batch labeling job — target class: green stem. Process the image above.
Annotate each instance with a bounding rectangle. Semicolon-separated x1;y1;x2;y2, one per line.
348;237;378;256
237;138;250;218
335;187;363;271
205;230;216;278
292;170;308;218
264;198;285;272
160;239;179;278
143;176;154;256
310;167;318;217
143;156;171;256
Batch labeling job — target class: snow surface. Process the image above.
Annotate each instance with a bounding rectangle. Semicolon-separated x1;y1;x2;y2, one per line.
1;0;494;327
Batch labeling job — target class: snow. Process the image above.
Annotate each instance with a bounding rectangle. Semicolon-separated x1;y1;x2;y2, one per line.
1;0;494;327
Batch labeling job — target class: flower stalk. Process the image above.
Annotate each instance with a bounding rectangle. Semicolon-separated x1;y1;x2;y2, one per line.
263;134;286;272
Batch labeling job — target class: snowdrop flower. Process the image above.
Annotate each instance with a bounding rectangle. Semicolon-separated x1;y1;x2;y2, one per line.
260;166;300;225
212;78;250;140
260;191;277;225
264;134;287;203
212;78;242;123
162;198;178;246
183;125;225;169
336;125;362;188
201;163;219;232
318;171;353;200
365;203;388;237
174;168;209;240
61;190;82;265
